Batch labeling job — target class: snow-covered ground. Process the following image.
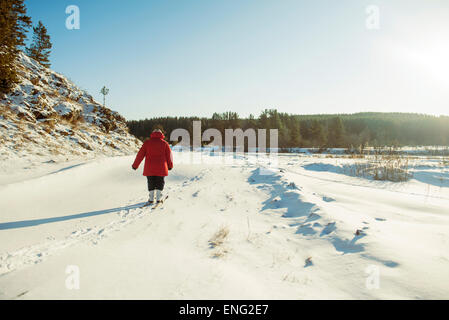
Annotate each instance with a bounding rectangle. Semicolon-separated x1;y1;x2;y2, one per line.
0;151;448;299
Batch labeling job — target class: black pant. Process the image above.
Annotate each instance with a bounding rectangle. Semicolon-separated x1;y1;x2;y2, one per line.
147;176;165;191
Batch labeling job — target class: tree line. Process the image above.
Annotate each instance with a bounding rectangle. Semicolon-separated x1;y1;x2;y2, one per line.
0;0;52;96
127;110;449;149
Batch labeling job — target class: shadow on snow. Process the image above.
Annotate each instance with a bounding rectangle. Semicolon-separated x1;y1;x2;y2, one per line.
247;168;318;219
247;167;371;256
0;202;146;230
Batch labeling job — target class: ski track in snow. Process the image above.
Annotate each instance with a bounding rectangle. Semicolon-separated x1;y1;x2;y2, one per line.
0;168;210;277
0;207;147;276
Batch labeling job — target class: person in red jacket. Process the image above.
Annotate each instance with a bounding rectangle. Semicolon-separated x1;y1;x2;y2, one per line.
132;127;173;205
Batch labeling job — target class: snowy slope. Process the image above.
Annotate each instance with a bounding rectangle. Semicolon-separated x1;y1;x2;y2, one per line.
0;152;448;299
0;52;140;177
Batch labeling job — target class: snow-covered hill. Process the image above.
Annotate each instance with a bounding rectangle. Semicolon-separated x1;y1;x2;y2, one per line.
0;52;140;172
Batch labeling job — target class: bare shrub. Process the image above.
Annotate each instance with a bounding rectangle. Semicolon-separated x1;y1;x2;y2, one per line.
47;90;59;98
441;155;449;168
0;106;14;120
58;130;69;136
13;142;23;150
16;122;26;132
209;226;230;258
78;141;93;151
60;110;84;128
209;225;230;249
438;155;449;184
211;248;228;259
105;141;117;149
348;153;366;159
342;154;412;182
371;154;412;182
71;114;85;128
42;126;52;134
50;148;61;155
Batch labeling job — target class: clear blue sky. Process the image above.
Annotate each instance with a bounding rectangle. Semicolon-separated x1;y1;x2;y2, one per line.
24;0;449;120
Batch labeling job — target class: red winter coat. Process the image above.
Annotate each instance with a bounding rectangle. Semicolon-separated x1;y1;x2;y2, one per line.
132;131;173;176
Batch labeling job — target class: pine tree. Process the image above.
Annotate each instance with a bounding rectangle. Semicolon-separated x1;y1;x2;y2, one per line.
310;120;326;148
0;0;31;95
100;86;109;107
327;117;345;147
26;21;52;67
245;114;257;129
289;117;301;147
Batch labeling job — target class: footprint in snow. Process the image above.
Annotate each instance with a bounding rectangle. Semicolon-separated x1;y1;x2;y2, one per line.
375;218;387;221
322;196;335;202
296;224;317;236
304;257;313;268
287;182;298;189
306;212;321;222
320;222;336;236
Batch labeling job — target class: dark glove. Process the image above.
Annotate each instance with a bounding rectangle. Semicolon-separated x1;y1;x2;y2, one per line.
168;167;173;171
132;165;137;170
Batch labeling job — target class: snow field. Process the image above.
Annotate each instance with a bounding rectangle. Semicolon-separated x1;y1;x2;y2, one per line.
0;152;448;299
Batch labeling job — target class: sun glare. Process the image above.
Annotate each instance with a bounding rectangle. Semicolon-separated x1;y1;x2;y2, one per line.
399;39;449;86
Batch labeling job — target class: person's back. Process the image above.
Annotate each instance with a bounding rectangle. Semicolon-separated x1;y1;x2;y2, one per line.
132;129;173;204
144;131;172;176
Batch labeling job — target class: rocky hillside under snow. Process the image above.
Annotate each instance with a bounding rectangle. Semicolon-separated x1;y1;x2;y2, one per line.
0;52;140;166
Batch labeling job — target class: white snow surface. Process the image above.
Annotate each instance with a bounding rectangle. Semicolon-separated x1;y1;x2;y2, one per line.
0;151;448;299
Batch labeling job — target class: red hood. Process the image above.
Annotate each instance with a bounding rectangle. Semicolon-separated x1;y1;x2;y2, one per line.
150;131;165;139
